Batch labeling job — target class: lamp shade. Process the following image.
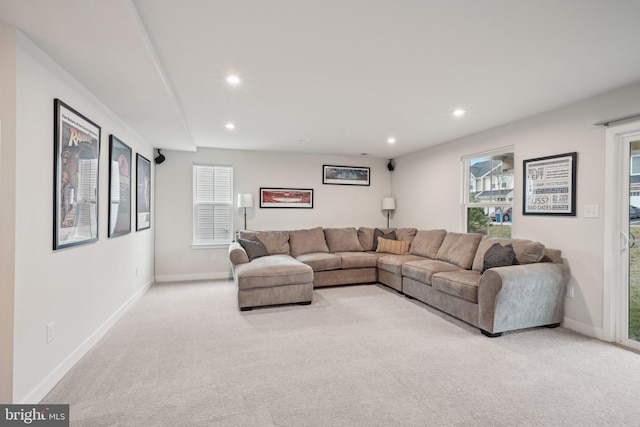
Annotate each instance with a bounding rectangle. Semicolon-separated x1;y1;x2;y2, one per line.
381;197;396;210
238;193;254;208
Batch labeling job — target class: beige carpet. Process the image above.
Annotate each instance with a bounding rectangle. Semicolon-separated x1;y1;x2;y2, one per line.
43;281;640;426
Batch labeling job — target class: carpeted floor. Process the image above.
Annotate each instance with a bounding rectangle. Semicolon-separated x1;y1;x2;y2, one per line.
43;280;640;426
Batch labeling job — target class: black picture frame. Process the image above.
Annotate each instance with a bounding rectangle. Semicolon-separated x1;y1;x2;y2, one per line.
260;188;314;208
136;153;151;230
108;135;132;237
523;152;577;216
53;99;101;250
322;165;370;186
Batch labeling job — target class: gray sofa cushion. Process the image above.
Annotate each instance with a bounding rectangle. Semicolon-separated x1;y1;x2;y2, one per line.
402;259;463;285
324;227;364;252
289;227;330;257
482;243;516;273
296;252;341;271
239;231;290;255
235;255;313;290
238;237;268;261
431;270;482;303
471;237;546;272
435;232;483;269
372;228;397;251
409;229;447;259
358;227;394;251
337;252;378;269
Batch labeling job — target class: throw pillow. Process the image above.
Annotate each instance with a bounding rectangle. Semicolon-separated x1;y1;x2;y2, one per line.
238;236;268;261
372;228;397;251
376;237;410;255
482;243;516;273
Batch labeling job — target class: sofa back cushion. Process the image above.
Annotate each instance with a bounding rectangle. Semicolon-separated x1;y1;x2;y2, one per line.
324;227;364;252
289;227;330;257
239;231;289;255
395;228;418;244
358;227;395;251
471;237;546;272
409;229;447;259
435;232;482;269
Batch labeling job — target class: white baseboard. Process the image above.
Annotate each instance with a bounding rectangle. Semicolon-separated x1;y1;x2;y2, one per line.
155;272;232;283
21;278;154;404
562;317;605;341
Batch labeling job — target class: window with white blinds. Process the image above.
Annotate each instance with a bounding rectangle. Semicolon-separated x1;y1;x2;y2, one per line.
193;165;233;245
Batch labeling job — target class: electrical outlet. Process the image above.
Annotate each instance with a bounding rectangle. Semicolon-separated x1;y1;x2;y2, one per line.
566;286;574;298
211;252;217;261
584;205;599;218
47;322;55;343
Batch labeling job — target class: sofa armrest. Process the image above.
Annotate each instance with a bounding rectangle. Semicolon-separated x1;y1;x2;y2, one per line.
229;241;249;268
478;262;570;335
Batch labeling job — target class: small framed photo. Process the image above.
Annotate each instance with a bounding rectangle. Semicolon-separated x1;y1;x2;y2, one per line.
108;135;132;237
323;165;370;186
53;99;101;250
136;154;151;230
260;188;314;208
523;152;577;216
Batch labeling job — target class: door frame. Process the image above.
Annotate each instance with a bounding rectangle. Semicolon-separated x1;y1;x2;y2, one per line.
604;121;640;349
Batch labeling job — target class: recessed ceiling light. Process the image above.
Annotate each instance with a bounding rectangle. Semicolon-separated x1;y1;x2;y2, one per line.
387;137;396;144
226;75;241;85
225;122;236;130
453;109;466;117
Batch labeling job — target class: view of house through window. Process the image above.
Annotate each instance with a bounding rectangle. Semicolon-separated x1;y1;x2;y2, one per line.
193;165;233;245
629;142;640;341
463;149;514;237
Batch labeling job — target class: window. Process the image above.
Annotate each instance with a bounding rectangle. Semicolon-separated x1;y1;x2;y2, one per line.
193;165;233;245
463;148;514;237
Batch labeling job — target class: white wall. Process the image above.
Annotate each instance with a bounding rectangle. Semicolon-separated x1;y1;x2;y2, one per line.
12;33;155;403
392;81;640;339
155;149;391;281
0;21;17;404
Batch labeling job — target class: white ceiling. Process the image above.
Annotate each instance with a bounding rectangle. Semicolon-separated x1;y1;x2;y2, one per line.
1;0;640;158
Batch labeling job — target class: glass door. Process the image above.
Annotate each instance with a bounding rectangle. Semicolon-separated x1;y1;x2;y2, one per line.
628;139;640;343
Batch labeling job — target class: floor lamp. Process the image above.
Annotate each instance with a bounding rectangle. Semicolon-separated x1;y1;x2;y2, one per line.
381;197;396;228
238;193;254;230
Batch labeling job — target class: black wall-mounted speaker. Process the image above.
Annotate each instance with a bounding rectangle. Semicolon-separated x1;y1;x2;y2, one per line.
387;159;395;171
155;149;166;164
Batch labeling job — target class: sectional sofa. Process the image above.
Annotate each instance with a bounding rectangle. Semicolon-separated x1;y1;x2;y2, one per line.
228;227;570;337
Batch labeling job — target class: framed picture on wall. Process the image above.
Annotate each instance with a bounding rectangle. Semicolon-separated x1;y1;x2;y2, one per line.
523;152;577;216
260;188;314;208
53;99;101;250
136;153;151;230
108;135;132;237
322;165;370;186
